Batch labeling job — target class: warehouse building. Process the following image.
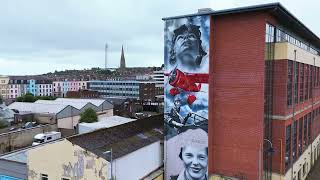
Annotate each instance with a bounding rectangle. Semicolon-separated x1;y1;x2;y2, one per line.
8;102;80;129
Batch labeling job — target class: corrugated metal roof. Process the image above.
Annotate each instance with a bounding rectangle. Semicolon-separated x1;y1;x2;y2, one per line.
35;100;90;110
8;102;69;114
68;115;163;161
55;98;107;107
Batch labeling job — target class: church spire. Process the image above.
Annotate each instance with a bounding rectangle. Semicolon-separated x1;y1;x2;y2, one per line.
120;45;126;69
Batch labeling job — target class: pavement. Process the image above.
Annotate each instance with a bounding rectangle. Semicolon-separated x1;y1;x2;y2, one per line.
306;158;320;180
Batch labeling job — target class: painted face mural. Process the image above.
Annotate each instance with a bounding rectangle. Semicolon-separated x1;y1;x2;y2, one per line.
164;15;210;180
181;146;208;180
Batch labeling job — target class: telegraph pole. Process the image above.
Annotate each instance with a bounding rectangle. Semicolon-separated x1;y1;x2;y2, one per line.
105;43;108;70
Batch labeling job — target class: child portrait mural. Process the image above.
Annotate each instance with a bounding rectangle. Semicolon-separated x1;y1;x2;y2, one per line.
164;15;210;180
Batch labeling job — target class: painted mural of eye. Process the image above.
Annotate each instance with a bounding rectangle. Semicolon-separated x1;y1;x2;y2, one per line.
176;35;184;41
185;153;193;158
188;33;197;40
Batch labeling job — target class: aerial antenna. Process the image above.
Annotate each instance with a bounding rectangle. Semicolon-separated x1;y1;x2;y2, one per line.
105;43;108;70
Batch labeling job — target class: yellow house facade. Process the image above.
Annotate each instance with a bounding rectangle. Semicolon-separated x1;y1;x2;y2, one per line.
27;139;108;180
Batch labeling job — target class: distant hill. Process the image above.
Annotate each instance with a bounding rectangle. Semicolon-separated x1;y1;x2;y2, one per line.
39;66;163;81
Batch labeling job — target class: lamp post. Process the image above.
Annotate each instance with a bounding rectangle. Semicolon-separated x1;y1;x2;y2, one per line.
103;148;113;180
264;138;274;152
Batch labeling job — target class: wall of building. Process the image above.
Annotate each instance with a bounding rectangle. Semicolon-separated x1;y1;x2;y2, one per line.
113;141;162;180
271;133;320;180
57;116;80;129
0;124;57;154
27;139;108;180
209;12;267;180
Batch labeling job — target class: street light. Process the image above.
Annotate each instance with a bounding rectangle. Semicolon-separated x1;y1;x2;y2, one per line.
103;148;113;180
264;139;275;154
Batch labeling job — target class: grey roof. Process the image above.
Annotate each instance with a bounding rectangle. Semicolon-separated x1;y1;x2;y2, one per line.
163;2;320;50
67;114;163;161
35;100;93;110
8;102;70;114
55;98;112;107
0;148;29;164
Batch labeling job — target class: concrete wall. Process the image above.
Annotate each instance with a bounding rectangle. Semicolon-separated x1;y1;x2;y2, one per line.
112;141;162;180
0;124;57;154
57;116;80;129
27;139;108;180
97;109;113;120
0;160;27;179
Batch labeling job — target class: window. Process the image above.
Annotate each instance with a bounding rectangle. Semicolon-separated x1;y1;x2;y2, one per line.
62;178;70;180
293;121;297;161
285;125;292;170
41;174;48;180
294;62;299;104
309;66;313;99
308;113;311;144
287;61;293;107
304;115;308;147
305;65;309;100
303;163;306;176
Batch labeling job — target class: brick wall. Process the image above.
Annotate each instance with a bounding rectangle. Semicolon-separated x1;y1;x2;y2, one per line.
209;11;267;179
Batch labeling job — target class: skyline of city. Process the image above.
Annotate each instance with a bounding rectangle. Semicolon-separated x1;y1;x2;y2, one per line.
0;0;319;75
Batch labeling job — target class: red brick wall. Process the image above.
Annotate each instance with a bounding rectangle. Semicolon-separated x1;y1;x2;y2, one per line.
208;12;267;179
272;60;287;116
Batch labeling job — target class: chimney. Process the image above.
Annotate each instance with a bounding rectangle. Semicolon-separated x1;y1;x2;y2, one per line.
198;8;214;14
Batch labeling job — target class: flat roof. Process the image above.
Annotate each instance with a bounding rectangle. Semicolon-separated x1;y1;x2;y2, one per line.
163;2;320;49
79;116;136;130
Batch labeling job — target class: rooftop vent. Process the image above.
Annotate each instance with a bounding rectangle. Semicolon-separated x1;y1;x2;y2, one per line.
198;8;214;14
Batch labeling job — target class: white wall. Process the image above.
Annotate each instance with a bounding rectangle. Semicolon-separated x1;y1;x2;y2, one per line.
111;141;162;180
57;116;80;129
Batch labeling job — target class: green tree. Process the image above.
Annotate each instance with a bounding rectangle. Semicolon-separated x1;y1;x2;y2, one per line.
0;120;9;129
23;93;37;102
79;108;98;123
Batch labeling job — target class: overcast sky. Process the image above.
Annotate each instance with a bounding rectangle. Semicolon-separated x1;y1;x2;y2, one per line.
0;0;319;75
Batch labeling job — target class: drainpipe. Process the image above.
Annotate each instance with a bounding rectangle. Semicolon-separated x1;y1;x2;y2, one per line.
311;57;315;168
291;50;297;180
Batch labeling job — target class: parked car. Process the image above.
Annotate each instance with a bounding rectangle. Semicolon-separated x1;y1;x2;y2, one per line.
32;131;61;146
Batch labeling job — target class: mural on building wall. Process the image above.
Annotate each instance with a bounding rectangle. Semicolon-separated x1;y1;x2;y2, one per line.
164;15;210;180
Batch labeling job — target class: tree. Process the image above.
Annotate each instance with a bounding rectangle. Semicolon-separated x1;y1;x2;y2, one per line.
24;93;36;102
79;108;98;123
0;120;9;129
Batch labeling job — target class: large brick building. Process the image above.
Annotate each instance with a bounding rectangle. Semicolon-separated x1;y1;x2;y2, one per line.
164;3;320;180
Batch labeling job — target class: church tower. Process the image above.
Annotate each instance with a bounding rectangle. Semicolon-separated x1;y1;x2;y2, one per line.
120;45;126;69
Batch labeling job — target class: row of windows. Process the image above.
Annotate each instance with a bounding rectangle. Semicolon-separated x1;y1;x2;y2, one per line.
276;28;319;56
53;82;86;87
90;82;140;86
287;61;320;107
285;112;312;171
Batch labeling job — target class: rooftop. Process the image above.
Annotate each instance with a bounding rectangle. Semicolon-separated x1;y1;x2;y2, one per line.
68;114;163;161
8;102;71;114
163;2;320;50
55;98;110;107
80;116;136;131
35;99;92;110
